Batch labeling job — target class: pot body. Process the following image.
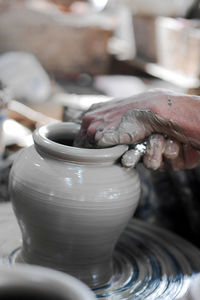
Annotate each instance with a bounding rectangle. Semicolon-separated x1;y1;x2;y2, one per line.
9;122;140;288
0;265;96;300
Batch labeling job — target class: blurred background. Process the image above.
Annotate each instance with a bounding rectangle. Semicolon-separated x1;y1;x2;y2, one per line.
0;0;200;246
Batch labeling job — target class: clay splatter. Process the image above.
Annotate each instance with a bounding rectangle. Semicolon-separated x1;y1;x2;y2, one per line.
168;97;172;106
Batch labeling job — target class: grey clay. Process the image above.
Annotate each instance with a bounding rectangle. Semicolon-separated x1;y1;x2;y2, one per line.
9;122;141;288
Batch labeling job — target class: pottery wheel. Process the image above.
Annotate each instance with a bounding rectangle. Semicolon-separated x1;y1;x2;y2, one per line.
0;203;200;300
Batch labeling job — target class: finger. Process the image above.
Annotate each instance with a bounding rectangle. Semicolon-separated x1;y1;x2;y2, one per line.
121;146;145;168
95;119;121;143
165;144;185;171
86;120;105;144
163;138;180;159
97;110;151;147
81;108;125;142
143;134;166;170
80;109;118;143
74;117;104;147
97;128;138;147
80;113;99;134
164;144;200;170
183;144;200;169
97;129;121;147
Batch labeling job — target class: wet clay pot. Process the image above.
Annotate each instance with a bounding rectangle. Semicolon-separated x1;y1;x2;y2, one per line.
0;264;96;300
9;122;141;288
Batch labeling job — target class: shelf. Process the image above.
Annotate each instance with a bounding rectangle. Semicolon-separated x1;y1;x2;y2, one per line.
129;57;200;89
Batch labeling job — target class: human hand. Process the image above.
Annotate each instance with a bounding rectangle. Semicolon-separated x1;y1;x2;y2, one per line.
76;89;200;170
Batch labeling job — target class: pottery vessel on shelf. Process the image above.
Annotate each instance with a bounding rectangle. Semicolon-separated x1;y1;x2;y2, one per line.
9;122;141;288
0;264;96;300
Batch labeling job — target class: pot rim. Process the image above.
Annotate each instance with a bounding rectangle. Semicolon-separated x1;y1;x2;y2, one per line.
33;122;128;164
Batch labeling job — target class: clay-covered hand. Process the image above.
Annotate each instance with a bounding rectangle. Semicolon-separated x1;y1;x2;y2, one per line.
77;89;200;170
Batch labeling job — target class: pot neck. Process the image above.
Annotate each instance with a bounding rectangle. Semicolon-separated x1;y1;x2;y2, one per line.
33;122;128;165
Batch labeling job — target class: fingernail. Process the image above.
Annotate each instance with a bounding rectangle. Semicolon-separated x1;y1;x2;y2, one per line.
164;139;179;159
